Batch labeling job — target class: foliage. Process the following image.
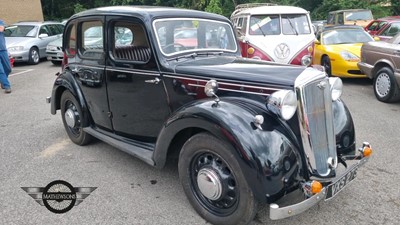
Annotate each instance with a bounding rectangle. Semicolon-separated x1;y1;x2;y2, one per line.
41;0;397;22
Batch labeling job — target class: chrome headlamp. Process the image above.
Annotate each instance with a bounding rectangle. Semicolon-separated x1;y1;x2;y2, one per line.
301;55;312;66
328;77;343;101
267;90;297;120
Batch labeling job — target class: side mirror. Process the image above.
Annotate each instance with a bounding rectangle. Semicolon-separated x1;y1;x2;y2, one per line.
373;36;380;41
39;33;49;38
314;39;321;45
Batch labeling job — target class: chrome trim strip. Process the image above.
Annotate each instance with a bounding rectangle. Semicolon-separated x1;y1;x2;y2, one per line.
164;74;284;92
269;188;326;220
106;68;159;76
188;83;271;96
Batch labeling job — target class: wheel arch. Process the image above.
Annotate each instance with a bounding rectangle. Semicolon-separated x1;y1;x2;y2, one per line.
50;69;92;127
153;99;304;202
372;60;394;78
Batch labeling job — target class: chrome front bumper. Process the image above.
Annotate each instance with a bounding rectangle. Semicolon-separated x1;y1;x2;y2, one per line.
269;147;370;220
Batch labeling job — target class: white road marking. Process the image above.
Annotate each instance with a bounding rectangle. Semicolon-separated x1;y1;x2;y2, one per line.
9;69;34;76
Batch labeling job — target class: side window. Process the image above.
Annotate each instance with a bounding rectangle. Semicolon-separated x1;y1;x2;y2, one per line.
39;25;50;36
337;13;344;24
65;23;76;57
327;13;335;24
47;25;60;36
377;21;388;31
367;22;379;31
80;21;104;59
240;17;248;35
111;21;151;64
382;23;400;36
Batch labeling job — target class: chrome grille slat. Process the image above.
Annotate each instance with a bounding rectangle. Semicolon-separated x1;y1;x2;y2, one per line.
295;68;337;177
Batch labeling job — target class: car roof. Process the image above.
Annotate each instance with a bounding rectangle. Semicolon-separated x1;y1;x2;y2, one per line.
232;5;308;16
70;6;229;23
322;25;364;31
12;21;63;26
329;9;371;13
376;16;400;21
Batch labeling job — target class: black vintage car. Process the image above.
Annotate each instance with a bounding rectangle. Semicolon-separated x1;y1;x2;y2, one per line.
48;6;372;225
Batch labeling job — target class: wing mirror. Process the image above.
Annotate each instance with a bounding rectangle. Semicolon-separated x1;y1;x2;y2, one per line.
39;33;49;38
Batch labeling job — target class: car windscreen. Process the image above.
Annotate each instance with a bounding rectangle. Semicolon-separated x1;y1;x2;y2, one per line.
153;18;237;56
4;25;38;37
345;11;373;21
322;29;373;45
249;15;280;35
249;14;311;35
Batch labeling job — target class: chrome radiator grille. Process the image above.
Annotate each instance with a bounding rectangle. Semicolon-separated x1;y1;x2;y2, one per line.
295;71;337;177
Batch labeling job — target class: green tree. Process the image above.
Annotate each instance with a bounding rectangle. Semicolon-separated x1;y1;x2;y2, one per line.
206;0;223;14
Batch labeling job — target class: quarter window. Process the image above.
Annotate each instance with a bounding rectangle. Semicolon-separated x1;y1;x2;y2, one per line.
80;21;104;59
111;21;151;63
65;24;76;57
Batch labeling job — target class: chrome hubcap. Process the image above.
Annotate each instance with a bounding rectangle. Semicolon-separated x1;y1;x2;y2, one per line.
65;108;76;128
32;50;39;63
376;73;391;97
197;168;222;200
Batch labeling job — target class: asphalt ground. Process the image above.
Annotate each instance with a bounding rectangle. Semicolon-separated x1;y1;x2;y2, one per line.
0;60;399;225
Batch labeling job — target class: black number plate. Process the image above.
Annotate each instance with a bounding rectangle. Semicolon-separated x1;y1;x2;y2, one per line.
325;165;358;200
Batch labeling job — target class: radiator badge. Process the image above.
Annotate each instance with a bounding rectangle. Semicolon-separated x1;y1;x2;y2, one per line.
317;80;328;89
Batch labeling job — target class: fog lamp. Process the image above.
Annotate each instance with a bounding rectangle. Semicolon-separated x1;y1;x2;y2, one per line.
311;181;323;194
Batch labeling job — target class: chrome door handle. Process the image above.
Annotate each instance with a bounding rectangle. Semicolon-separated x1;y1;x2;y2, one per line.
145;77;160;84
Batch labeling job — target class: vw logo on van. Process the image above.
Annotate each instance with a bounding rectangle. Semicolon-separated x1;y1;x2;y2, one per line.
274;43;290;59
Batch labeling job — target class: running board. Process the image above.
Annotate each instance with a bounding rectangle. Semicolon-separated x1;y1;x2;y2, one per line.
83;127;155;166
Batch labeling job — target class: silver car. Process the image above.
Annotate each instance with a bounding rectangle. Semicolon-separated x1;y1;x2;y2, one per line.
46;36;63;65
4;21;64;64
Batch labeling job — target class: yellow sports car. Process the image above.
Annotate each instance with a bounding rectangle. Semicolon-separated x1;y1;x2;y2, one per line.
313;25;374;78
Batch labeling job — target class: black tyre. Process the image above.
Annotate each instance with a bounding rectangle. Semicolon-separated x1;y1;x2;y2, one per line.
28;47;40;65
178;133;257;225
321;55;332;77
51;60;62;65
373;67;400;103
60;91;93;145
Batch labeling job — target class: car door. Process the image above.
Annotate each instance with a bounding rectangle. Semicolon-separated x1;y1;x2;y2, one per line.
66;17;113;131
105;16;169;141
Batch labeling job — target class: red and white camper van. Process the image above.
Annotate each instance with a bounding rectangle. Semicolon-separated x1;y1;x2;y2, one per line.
231;3;315;66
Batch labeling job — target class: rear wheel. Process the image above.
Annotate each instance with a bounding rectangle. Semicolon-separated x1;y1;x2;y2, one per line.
373;67;400;102
321;55;332;77
60;91;93;145
28;47;40;65
178;133;257;225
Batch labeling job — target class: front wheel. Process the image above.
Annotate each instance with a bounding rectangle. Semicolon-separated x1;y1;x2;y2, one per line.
321;55;332;77
28;47;40;65
60;91;93;145
373;67;400;103
178;133;257;225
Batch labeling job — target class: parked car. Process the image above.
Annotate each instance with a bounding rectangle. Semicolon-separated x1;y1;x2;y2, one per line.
327;9;374;27
313;25;374;78
231;3;315;66
4;21;64;64
364;16;400;41
48;6;372;225
46;36;63;65
358;33;400;102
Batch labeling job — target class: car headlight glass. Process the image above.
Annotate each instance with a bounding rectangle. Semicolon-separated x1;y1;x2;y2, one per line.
329;77;343;101
7;46;24;52
301;55;312;66
267;90;297;120
340;50;359;62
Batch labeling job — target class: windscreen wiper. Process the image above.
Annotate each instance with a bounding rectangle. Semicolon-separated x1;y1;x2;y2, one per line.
287;17;298;36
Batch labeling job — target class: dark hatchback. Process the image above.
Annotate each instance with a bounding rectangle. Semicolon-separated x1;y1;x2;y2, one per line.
48;6;372;225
